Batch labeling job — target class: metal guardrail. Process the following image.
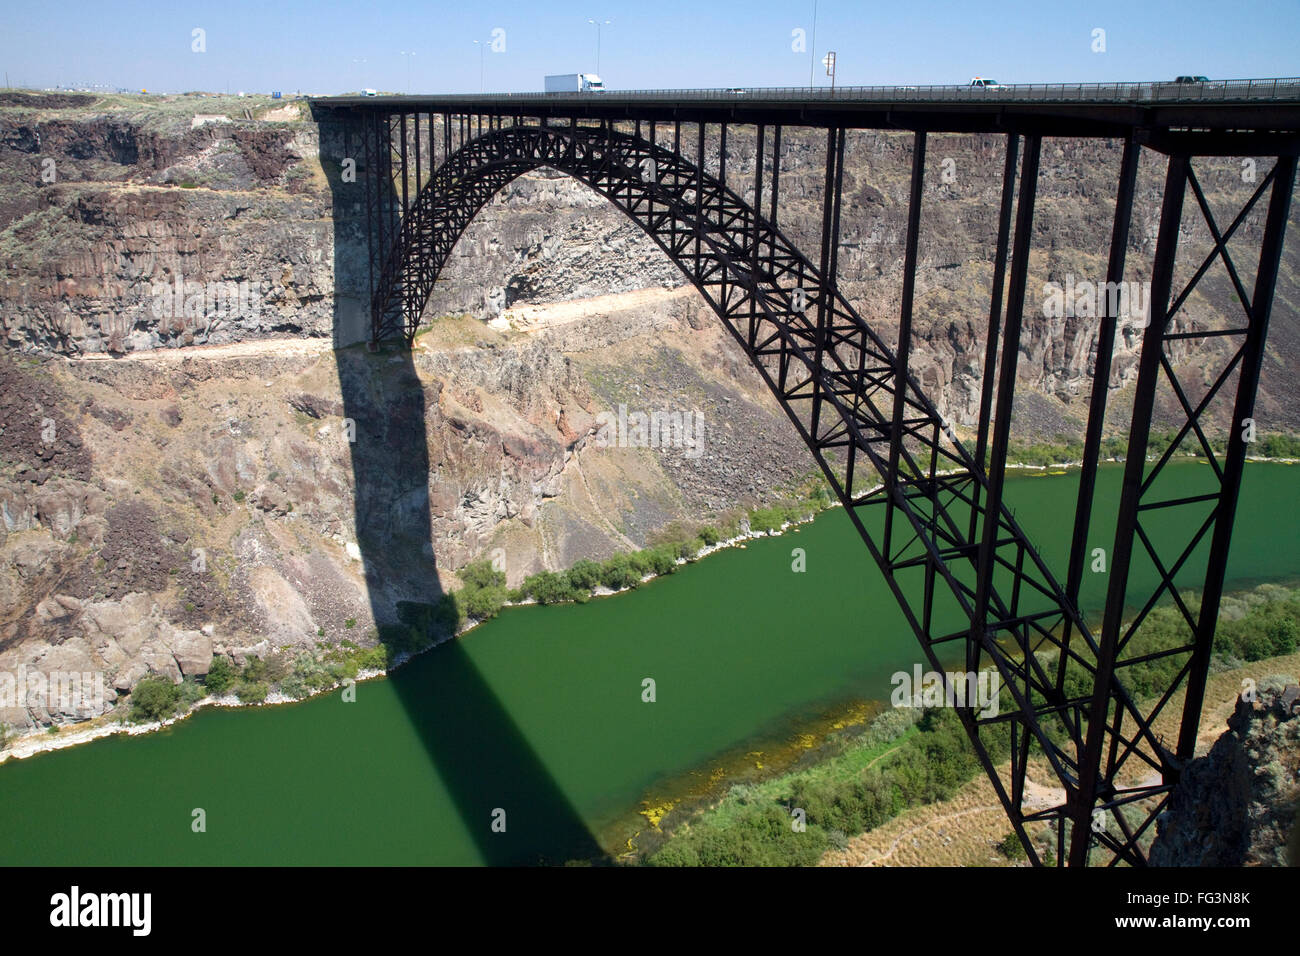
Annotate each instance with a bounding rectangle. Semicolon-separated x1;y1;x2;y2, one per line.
329;77;1300;105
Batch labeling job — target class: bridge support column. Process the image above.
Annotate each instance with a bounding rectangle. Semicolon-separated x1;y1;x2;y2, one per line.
1071;154;1189;867
1059;137;1142;785
883;131;926;556
811;127;846;451
1065;137;1140;616
1070;148;1297;866
1176;155;1297;759
969;134;1020;545
970;133;1042;836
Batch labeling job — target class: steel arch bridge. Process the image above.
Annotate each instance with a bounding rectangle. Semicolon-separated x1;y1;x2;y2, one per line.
312;84;1300;867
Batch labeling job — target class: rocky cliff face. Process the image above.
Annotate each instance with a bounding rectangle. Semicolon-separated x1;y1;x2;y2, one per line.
1150;679;1300;866
0;299;806;733
5;93;1297;432
1;91;1298;736
0;94;335;354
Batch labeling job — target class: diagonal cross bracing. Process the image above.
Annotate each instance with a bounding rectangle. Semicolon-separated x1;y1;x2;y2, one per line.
353;113;1297;866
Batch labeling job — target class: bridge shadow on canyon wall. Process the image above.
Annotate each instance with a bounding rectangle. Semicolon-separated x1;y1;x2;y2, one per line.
316;108;605;865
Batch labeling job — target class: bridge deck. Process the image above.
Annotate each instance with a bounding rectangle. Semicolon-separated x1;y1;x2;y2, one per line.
311;79;1300;144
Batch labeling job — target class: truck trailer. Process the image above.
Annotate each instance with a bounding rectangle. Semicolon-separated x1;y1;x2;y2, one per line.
544;73;605;93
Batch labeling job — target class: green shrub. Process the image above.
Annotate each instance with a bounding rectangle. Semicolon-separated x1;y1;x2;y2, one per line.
998;832;1027;859
130;677;181;722
460;560;506;591
204;657;237;695
235;682;268;704
178;678;204;707
748;504;801;534
649;803;830;867
1214;594;1300;663
642;546;679;577
1267;616;1300;655
277;671;305;699
395;598;460;644
462;583;508;619
1257;433;1300;458
356;644;389;671
648;841;701;867
565;559;603;592
433;595;462;632
599;553;642;591
448;560;511;621
241;657;268;683
520;570;578;605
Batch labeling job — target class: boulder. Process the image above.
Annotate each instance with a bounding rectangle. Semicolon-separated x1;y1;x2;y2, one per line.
169;629;213;678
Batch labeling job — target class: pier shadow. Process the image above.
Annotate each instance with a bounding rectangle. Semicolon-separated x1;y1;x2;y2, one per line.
317;105;605;866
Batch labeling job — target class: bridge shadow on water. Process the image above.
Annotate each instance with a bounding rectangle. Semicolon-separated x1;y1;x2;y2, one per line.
321;114;606;866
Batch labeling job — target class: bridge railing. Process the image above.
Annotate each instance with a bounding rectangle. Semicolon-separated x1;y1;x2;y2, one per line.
405;77;1300;105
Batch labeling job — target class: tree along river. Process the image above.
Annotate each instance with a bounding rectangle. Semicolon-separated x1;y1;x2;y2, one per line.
1;462;1296;864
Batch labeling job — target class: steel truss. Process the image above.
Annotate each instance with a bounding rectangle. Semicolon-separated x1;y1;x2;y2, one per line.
351;106;1297;866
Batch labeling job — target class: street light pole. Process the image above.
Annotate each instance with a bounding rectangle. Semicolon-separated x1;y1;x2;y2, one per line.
399;51;416;94
809;0;818;88
473;39;484;92
586;18;611;76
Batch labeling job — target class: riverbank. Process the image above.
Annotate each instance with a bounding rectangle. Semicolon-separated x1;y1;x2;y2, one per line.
2;461;1296;865
821;644;1300;867
5;451;1296;767
0;485;837;765
639;580;1300;866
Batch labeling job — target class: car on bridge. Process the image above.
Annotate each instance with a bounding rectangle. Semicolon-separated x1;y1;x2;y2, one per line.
969;77;1003;90
1155;75;1225;96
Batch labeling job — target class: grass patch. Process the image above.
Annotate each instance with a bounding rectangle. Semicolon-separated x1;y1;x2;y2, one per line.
644;705;981;866
645;583;1300;866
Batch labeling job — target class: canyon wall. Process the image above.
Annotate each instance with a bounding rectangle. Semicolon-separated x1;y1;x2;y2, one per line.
5;93;1299;431
1;91;1298;734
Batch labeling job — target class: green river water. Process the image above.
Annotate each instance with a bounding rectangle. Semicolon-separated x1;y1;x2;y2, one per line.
1;461;1296;865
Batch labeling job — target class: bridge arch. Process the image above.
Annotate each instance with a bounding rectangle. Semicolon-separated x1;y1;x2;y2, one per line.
370;119;1113;850
342;104;1297;865
375;122;968;548
374;124;1011;628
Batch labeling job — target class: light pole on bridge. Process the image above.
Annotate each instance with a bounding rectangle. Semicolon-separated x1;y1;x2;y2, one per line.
472;39;484;93
399;50;416;94
586;17;611;76
809;0;817;88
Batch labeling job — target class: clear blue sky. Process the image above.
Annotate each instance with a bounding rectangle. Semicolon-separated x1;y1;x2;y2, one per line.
2;0;1296;95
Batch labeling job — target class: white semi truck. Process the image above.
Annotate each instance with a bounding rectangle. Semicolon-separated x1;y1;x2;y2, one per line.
544;73;605;93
